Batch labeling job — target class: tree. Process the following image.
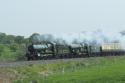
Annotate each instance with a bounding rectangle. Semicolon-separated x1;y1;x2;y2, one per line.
15;36;25;44
0;33;7;44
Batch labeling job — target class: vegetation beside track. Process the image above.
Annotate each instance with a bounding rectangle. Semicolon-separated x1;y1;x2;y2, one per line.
0;56;125;83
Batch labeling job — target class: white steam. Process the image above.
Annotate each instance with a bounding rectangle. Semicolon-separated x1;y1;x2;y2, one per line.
32;30;125;46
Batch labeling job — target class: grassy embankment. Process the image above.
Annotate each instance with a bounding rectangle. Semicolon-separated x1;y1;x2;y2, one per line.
1;56;125;83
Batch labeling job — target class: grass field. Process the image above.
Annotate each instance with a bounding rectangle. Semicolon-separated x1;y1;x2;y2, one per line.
1;56;125;83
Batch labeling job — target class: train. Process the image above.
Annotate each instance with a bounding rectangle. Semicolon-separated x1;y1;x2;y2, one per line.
25;42;125;60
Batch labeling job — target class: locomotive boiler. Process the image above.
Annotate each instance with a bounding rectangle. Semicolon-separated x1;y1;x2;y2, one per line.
26;42;125;60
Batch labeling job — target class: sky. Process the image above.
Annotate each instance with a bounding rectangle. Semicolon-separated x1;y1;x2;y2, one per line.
0;0;125;37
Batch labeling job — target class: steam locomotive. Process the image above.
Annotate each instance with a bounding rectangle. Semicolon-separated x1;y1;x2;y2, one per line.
26;42;125;60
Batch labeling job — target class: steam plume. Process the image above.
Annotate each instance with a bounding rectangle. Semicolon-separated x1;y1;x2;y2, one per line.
31;30;125;46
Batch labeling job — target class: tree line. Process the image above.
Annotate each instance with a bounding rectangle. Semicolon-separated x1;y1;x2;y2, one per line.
0;32;39;61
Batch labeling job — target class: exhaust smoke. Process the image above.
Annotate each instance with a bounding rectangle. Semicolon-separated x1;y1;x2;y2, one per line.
31;30;125;46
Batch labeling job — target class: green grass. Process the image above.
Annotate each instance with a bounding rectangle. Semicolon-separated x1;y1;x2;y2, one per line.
1;56;125;83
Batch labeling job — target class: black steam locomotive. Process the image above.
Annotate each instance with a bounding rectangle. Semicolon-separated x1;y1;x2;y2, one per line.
26;42;125;60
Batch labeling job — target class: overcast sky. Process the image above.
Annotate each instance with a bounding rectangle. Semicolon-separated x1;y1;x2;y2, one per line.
0;0;125;36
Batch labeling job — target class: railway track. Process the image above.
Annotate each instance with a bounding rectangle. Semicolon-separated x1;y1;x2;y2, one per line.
0;58;86;68
0;56;123;68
